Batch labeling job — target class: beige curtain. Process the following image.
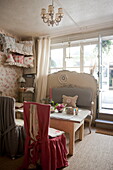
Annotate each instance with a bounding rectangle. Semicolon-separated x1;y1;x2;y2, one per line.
36;37;51;103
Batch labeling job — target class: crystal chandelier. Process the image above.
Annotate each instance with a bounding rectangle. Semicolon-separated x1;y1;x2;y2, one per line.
41;0;64;26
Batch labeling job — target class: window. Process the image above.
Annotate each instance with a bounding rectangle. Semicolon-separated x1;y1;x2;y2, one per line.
50;48;63;73
66;46;80;72
50;39;98;79
84;44;98;78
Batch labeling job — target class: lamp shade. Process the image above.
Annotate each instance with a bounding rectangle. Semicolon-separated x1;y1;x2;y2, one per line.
18;76;26;83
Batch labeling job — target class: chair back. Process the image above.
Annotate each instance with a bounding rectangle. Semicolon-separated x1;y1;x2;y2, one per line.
23;101;51;169
21;101;68;170
0;96;16;129
0;96;25;158
0;91;2;96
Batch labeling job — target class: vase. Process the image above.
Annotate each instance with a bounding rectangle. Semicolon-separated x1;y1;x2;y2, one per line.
58;110;63;113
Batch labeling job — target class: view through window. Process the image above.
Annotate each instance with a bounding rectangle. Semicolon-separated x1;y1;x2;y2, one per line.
50;39;98;80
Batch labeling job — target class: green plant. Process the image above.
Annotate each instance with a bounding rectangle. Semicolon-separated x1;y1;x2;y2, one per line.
102;40;112;54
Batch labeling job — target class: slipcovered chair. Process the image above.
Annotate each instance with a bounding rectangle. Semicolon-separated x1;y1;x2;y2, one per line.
20;101;68;170
0;96;25;159
0;91;2;96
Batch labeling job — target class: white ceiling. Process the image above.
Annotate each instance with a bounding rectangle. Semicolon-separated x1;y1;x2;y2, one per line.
0;0;113;38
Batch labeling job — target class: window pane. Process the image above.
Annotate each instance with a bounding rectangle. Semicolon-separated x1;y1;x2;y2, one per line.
50;48;63;68
66;46;80;67
84;44;98;67
50;68;62;73
84;67;90;73
109;41;113;87
102;40;113;89
83;66;97;79
66;67;80;72
84;44;98;76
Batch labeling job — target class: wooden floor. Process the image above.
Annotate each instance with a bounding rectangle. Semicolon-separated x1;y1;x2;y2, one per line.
0;155;24;170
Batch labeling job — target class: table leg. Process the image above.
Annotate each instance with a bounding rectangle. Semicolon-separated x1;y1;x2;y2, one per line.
68;124;75;156
79;121;84;140
50;119;85;156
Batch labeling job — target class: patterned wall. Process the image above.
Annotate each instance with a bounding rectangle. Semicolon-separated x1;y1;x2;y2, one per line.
0;51;22;100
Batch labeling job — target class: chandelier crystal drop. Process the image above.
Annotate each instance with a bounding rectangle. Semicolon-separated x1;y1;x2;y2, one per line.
41;0;64;26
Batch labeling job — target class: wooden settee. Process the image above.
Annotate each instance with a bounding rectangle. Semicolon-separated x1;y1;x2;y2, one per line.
46;70;97;132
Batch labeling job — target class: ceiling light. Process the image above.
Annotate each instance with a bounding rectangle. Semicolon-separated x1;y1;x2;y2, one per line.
41;0;64;26
66;42;72;59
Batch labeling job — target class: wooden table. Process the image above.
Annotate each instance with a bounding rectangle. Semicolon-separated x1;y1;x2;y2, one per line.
50;108;90;156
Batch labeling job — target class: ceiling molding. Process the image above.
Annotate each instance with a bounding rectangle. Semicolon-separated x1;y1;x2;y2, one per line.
50;21;113;38
51;26;113;44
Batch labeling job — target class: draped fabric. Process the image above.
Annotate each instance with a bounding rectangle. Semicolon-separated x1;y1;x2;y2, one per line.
20;102;50;170
50;134;68;170
20;101;68;170
35;37;51;103
0;96;25;158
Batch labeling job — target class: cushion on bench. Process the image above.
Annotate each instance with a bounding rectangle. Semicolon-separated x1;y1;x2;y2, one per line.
51;87;93;107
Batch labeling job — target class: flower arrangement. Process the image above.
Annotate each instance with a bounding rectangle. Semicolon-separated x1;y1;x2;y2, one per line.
49;99;65;113
55;103;65;112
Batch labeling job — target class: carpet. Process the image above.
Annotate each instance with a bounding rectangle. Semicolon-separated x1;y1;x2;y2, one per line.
1;128;113;170
96;128;113;136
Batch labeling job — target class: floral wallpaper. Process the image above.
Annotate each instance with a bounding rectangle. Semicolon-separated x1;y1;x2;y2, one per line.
0;51;22;100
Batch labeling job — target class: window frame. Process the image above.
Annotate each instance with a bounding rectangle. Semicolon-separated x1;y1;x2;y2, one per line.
49;39;98;74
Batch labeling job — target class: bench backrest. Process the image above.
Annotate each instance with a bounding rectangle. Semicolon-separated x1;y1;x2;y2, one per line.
52;87;93;107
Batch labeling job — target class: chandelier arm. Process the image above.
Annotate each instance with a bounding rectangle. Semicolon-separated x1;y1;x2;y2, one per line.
55;16;62;23
42;16;49;23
